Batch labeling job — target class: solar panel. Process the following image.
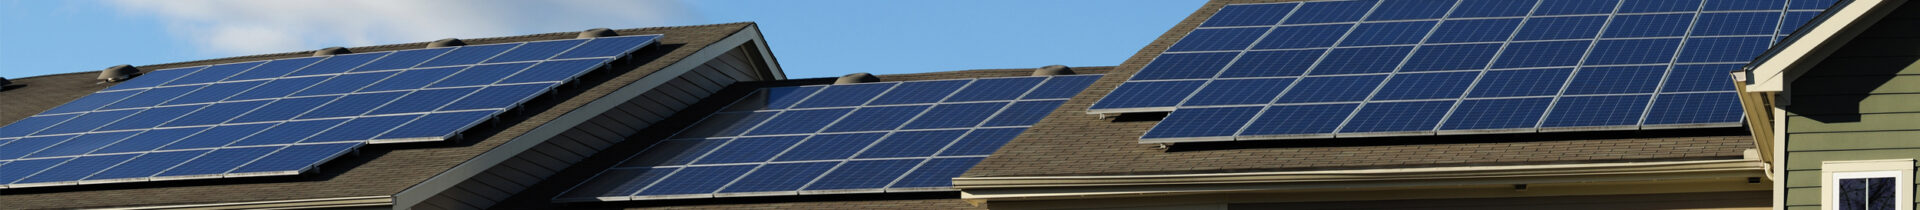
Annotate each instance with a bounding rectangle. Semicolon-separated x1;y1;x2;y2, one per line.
557;74;1101;202
1097;0;1825;143
0;34;662;189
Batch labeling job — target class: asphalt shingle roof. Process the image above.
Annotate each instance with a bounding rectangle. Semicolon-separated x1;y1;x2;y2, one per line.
0;22;754;209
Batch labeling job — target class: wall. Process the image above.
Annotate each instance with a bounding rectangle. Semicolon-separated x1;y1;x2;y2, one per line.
1779;3;1920;209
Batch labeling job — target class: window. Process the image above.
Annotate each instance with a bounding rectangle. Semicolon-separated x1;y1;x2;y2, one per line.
1822;159;1913;210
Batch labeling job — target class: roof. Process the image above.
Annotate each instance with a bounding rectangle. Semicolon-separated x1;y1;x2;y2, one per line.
961;0;1758;178
0;22;756;209
488;67;1111;209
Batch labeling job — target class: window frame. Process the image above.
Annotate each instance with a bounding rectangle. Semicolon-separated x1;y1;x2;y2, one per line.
1821;159;1914;210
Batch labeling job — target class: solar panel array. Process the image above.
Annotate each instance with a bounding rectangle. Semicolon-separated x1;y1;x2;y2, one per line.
556;74;1102;202
1087;0;1829;143
0;34;662;188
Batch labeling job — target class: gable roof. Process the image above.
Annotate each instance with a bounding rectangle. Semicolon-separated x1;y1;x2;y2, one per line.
0;22;757;209
961;0;1755;179
1740;0;1911;93
487;67;1111;209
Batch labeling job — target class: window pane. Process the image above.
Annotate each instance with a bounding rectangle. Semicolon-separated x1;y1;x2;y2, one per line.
1839;178;1865;210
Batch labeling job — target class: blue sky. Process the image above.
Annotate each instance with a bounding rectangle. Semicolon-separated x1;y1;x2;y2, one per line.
0;0;1205;79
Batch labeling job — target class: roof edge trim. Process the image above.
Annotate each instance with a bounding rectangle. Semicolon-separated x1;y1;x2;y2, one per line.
391;24;770;209
955;159;1763;201
1742;0;1909;93
91;195;392;210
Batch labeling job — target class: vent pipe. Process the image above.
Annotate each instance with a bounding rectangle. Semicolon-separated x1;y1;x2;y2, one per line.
578;28;619;39
1032;65;1075;76
313;47;352;56
427;38;466;48
98;65;140;82
835;73;880;84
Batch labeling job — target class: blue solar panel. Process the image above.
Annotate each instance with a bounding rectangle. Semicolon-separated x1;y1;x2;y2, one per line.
1183;78;1294;106
1286;0;1376;24
1643;92;1744;126
359;66;466;92
1142;107;1262;141
794;83;895;108
635;165;755;197
804;159;920;191
1201;3;1297;27
1338;100;1454;135
0;34;664;188
1542;95;1652;129
554;35;660;59
868;80;966;105
167;61;264;86
822;106;927;132
498;58;612;83
286;52;388;77
486;39;588;63
227;57;324;81
352;48;452;72
890;157;984;189
746;109;852;135
1309;46;1411;75
1239;104;1358;139
163;81;265;105
947;77;1045;102
1372;71;1478;100
1255;24;1353;49
857;130;965;158
715;162;835;194
417;43;519;67
1220;49;1321;78
1403;43;1502;72
1275;75;1385;104
1168;27;1269;52
1563;66;1666;94
428;62;535;88
938;128;1024;156
1098;0;1800;142
1585;38;1681;65
563;75;1093;201
693;136;804;164
895;102;1001;129
1024;75;1102;99
291;72;397;96
1132;52;1238;80
1341;21;1435;46
1439;97;1553;132
103;67;200;91
1606;14;1694;38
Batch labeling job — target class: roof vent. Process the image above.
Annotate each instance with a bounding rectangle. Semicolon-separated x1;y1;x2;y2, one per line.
312;47;351;56
578;28;619;39
427;38;466;48
98;65;140;82
1033;65;1075;76
835;73;880;84
0;77;11;87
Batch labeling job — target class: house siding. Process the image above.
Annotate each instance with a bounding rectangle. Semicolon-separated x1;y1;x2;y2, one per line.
412;46;768;210
1779;3;1920;209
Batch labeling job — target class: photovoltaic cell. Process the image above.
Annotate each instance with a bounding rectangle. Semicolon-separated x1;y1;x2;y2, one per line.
0;34;662;188
1201;3;1296;27
1142;107;1262;141
1338;100;1455;134
1167;27;1269;52
1101;0;1799;142
563;75;1093;201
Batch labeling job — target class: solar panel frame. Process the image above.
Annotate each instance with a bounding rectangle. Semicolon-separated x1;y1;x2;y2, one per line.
558;75;1097;202
0;34;664;189
1093;0;1798;143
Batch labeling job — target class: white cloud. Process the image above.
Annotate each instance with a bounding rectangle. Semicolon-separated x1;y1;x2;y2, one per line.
107;0;698;56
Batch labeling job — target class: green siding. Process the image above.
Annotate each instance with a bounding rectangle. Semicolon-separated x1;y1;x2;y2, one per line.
1786;131;1920;151
1783;149;1920;170
1787;94;1920;116
1786;113;1920;133
1790;75;1920;95
1779;4;1920;208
